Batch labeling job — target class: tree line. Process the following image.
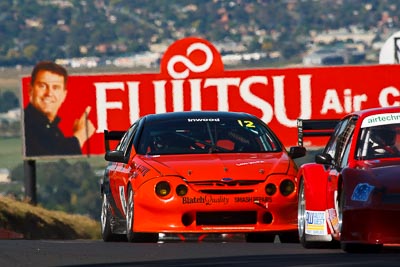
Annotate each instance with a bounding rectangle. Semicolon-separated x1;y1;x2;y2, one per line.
1;0;398;66
0;91;19;113
8;159;101;219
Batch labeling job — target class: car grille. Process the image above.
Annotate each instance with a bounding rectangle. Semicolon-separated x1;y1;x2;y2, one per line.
189;180;262;194
191;180;262;186
196;211;257;225
199;189;253;194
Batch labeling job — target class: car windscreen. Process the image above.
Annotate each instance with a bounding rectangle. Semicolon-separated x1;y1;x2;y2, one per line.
356;123;400;160
137;117;282;155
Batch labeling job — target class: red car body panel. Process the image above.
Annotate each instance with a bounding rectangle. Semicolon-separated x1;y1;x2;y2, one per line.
340;163;400;244
297;163;331;211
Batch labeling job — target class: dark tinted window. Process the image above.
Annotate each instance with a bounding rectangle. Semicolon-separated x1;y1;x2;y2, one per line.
356;123;400;159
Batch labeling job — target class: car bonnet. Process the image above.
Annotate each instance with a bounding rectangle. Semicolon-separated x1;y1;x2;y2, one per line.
140;152;290;181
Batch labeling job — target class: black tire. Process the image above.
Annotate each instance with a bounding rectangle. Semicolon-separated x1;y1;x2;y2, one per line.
126;186;159;243
101;193;125;242
245;233;276;243
298;179;314;248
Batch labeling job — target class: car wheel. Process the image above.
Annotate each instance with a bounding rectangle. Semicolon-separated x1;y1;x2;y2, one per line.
245;233;275;242
101;193;125;242
298;179;339;249
126;186;159;243
298;179;313;248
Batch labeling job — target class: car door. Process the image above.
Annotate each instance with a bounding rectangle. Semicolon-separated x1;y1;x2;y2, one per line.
110;123;138;215
324;116;357;235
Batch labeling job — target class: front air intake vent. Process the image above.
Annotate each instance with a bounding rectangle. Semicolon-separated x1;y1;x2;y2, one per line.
196;211;257;225
191;180;263;187
199;189;253;194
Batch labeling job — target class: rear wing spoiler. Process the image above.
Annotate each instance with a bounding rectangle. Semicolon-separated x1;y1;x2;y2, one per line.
104;130;126;152
297;119;340;146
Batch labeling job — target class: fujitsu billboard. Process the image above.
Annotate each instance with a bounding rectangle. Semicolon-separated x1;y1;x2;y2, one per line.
21;37;400;158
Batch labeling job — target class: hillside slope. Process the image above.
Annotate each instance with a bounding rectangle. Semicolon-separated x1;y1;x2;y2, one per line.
0;196;101;239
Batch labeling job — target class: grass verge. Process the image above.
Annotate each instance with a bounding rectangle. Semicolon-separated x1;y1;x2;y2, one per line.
0;195;101;239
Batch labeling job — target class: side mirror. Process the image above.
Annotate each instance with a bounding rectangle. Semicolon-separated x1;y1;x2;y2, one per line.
315;153;333;165
105;150;128;163
288;146;306;159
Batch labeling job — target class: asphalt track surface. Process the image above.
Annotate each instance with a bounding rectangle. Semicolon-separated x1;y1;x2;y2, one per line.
1;235;400;267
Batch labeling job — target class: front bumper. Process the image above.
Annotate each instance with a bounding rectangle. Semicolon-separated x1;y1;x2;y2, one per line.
132;177;298;233
341;208;400;245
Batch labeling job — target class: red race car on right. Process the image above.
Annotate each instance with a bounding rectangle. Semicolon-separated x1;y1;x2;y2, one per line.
297;106;400;253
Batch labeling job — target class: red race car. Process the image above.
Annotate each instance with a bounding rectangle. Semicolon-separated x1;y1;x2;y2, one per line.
100;111;306;242
297;106;400;252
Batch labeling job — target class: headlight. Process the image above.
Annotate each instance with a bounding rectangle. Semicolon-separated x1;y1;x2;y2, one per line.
351;183;375;202
176;184;188;196
155;181;171;197
265;183;277;196
280;179;295;196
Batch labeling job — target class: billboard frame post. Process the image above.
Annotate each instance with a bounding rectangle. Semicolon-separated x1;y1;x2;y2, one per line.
23;159;37;205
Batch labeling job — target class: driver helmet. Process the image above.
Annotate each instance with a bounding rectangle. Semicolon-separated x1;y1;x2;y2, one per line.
153;135;170;150
370;127;396;146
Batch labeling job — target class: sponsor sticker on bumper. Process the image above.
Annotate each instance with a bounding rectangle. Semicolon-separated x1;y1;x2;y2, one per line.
305;210;327;235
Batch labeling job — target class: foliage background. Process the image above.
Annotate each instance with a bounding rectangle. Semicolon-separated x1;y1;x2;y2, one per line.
1;0;398;66
10;159;103;219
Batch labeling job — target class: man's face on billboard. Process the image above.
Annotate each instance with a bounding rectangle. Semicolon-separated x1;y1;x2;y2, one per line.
30;70;67;122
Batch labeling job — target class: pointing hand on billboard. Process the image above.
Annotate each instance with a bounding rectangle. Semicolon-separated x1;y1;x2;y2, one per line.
73;106;96;148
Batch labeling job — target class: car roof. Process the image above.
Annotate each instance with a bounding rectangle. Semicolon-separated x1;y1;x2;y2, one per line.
142;111;258;122
351;106;400;119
